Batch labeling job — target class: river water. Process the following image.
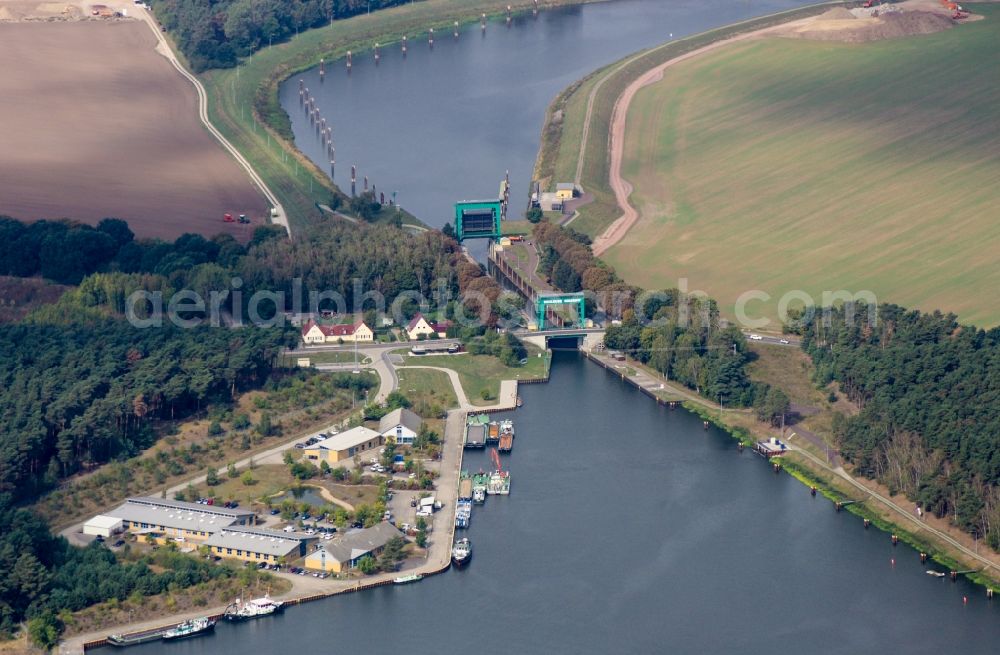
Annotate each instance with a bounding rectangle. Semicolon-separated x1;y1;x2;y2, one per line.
112;351;1000;654
280;0;818;229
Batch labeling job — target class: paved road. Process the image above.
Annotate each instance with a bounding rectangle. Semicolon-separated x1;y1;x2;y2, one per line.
135;6;289;235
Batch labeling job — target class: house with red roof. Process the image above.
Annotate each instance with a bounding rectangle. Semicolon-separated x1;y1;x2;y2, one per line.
405;313;451;340
301;319;374;345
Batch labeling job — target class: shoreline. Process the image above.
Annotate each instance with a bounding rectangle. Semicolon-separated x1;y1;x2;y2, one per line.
200;0;606;231
531;1;845;236
62;353;535;652
585;347;1000;593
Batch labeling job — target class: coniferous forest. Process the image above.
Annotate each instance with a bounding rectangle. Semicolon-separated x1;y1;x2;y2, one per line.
801;303;1000;549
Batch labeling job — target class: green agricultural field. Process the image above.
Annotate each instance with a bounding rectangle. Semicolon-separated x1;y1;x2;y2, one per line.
604;7;1000;326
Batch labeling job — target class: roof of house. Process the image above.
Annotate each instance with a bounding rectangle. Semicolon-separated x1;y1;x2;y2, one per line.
305;426;382;453
204;526;312;558
306;523;402;564
379;408;423;435
556;182;575;191
302;319;369;338
406;314;430;332
429;319;451;333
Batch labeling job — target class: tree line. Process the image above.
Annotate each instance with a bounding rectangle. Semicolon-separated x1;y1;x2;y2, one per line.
152;0;413;72
533;222;768;407
801;303;1000;551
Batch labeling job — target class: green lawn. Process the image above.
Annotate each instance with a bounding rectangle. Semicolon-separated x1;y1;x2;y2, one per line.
395;367;459;413
403;348;549;404
604;6;1000;326
283;351;372;366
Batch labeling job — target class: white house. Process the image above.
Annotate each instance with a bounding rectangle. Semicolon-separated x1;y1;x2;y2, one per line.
379;408;423;445
301;319;374;345
405;314;450;340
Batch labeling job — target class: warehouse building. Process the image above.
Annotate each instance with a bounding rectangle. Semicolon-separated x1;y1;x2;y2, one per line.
303;426;383;464
83;515;123;538
97;497;256;543
205;526;313;564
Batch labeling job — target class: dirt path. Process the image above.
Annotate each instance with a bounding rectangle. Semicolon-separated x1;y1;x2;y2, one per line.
133;6;289;235
591;26;782;256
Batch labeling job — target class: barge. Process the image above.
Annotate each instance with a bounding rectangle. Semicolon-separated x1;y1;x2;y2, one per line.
464;414;488;449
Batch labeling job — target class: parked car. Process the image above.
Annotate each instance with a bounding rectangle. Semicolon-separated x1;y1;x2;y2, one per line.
780;339;790;344
270;509;280;515
749;334;763;341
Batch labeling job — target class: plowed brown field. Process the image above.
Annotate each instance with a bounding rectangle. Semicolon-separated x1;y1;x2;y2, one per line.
0;19;268;240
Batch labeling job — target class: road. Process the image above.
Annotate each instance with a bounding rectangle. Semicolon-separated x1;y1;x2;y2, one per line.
591;25;791;256
135;6;289;235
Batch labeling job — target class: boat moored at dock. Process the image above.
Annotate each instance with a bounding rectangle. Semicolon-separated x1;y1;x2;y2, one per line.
472;471;489;504
161;617;216;641
464;414;489;449
224;594;284;622
498;419;515;452
455;499;472;529
452;537;472;567
394;573;424;584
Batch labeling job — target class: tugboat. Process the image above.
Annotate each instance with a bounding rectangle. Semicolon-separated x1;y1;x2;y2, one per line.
224;593;284;621
452;537;472;567
161;617;215;641
472;471;489;505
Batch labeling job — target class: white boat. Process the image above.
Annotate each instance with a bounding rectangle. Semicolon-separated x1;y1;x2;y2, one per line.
394;573;424;584
452;538;472;567
926;570;947;578
224;594;285;621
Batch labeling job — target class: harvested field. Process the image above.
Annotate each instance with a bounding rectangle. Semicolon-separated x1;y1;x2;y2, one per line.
603;4;1000;326
0;19;268;240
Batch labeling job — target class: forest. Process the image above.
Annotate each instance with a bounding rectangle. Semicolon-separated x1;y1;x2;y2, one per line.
801;303;1000;551
151;0;412;72
533;222;767;408
801;303;1000;549
0;321;290;502
0;216;504;325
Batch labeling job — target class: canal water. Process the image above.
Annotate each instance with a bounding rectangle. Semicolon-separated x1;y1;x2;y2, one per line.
280;0;818;230
116;351;1000;654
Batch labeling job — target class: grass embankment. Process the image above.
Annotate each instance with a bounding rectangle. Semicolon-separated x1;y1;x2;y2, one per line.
684;344;1000;591
195;0;598;232
534;2;842;237
403;347;549;404
602;5;1000;325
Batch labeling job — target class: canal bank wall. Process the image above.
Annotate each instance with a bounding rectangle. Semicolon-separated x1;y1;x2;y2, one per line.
584;350;1000;594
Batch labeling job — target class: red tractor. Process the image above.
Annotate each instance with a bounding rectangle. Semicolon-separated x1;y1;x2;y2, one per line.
223;213;235;223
